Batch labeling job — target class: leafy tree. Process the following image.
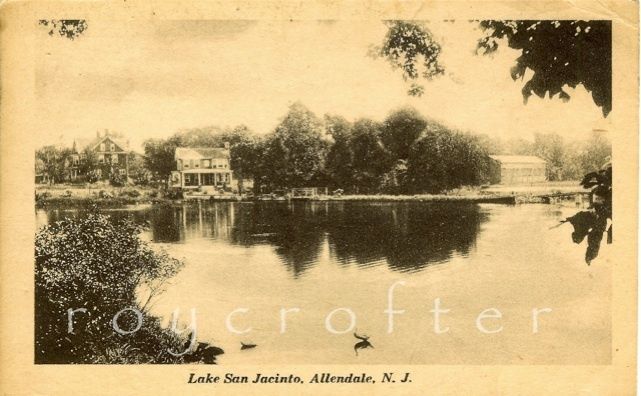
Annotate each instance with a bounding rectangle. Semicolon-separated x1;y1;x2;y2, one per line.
531;132;566;181
376;20;611;116
252;136;283;193
350;119;389;193
504;137;535;156
578;130;612;176
562;163;612;264
324;115;355;190
168;126;225;147
35;146;59;184
371;21;445;97
380;159;409;194
259;102;328;188
381;107;428;161
128;153;152;186
477;20;611;116
143;139;178;182
78;148;99;182
407;124;490;193
220;125;260;193
35;146;73;184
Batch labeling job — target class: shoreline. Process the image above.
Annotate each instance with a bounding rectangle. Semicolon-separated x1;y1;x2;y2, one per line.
35;195;516;209
35;182;589;208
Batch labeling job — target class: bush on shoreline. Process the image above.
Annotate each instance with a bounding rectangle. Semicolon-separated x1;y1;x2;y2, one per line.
35;211;222;364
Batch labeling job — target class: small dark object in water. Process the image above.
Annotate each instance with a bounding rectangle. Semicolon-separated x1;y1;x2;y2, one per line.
353;332;373;356
241;342;257;350
183;342;224;364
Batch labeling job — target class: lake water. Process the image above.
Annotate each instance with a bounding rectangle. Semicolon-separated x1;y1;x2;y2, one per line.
37;201;611;365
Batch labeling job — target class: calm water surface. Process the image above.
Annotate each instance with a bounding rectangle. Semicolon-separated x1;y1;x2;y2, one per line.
37;201;611;364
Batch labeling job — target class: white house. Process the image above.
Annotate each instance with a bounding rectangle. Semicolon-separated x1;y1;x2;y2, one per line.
170;146;233;191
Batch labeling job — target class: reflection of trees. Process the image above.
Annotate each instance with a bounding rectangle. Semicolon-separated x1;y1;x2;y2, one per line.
149;206;181;242
45;202;488;278
194;201;486;275
325;203;488;272
231;203;325;278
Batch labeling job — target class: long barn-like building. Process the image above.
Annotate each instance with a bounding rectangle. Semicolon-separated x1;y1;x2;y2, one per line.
489;155;547;185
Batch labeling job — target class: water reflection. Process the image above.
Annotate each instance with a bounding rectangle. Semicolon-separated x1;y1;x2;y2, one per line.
38;201;489;277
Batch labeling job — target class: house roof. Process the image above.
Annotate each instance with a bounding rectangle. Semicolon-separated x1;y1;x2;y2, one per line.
73;135;129;153
489;155;546;164
175;147;230;160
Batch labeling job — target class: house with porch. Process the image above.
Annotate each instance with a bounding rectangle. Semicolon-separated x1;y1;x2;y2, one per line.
170;146;233;192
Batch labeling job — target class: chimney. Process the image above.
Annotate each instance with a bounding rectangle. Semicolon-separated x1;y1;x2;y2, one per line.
104;128;109;137
96;130;101;138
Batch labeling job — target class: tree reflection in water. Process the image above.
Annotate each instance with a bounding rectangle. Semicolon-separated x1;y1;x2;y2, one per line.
41;201;489;278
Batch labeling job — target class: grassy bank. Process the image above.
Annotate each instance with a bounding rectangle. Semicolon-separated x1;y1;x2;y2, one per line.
36;183;164;208
36;181;587;208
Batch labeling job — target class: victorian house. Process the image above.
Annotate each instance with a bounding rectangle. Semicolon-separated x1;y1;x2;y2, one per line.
70;129;131;180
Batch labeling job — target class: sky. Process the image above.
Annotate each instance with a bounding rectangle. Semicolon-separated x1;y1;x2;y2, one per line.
36;19;611;152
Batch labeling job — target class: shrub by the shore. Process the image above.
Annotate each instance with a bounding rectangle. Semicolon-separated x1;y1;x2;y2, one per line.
35;211;222;364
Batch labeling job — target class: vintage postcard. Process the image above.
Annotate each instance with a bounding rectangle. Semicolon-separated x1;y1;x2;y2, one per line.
0;0;638;394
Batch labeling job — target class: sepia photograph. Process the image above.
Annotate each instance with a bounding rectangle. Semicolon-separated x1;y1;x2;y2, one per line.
32;17;615;366
0;1;637;394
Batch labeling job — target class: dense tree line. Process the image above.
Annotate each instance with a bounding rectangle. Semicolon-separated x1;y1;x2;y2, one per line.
145;103;494;194
36;105;611;194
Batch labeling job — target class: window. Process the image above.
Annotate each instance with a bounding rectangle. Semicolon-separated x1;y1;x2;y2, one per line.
112;154;119;163
203;159;211;168
98;154;104;163
202;174;215;185
110;144;115;151
100;143;105;151
184;174;198;186
119;169;126;175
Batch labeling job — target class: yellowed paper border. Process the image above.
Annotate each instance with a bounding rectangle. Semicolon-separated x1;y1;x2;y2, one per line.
0;1;637;394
